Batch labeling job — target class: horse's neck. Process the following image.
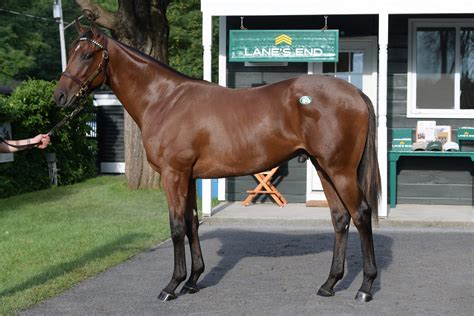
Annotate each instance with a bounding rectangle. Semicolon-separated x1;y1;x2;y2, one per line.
105;39;185;127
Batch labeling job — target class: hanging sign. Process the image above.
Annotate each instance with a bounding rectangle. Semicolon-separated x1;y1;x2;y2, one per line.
229;29;339;62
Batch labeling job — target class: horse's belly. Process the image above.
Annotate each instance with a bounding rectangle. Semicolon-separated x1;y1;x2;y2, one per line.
192;145;294;179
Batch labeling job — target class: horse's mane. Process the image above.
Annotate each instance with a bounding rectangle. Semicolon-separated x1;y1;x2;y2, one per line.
113;37;199;81
71;30;199;81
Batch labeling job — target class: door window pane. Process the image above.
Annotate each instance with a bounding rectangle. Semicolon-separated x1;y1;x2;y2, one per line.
322;52;363;90
416;27;455;109
351;52;364;90
461;27;474;109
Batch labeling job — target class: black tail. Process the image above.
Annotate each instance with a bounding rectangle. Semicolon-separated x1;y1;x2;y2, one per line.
357;91;381;221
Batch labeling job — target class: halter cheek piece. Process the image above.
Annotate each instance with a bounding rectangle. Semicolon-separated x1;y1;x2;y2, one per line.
61;36;109;101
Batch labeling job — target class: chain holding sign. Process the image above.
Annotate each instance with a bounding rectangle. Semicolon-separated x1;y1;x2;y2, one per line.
229;29;339;62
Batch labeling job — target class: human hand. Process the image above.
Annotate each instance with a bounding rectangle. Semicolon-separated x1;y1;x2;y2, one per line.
32;134;51;149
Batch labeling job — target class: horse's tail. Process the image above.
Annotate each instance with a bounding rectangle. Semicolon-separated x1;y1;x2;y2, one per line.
357;90;381;222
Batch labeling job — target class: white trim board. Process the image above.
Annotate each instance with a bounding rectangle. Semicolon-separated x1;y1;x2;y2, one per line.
201;0;473;16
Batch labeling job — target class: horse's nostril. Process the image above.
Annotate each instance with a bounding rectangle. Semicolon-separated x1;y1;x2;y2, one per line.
56;90;66;106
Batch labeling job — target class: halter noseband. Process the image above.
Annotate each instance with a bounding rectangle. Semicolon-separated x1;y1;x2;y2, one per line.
61;36;109;102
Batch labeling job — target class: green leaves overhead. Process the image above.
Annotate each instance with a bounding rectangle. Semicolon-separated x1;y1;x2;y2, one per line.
0;0;82;85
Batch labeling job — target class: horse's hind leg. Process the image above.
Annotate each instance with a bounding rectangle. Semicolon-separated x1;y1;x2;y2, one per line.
326;170;377;302
313;166;351;297
352;197;377;302
158;168;190;301
180;179;205;295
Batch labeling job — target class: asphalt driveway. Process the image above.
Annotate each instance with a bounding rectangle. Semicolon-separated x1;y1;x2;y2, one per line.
22;222;473;315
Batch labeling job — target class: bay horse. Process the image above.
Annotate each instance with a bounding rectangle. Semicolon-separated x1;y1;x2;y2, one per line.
54;22;381;302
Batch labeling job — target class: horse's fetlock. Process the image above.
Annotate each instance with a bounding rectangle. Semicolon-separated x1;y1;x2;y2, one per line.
365;268;377;281
195;261;205;274
174;272;187;283
332;271;344;281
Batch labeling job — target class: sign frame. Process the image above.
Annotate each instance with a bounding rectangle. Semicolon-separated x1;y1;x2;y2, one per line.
229;29;339;62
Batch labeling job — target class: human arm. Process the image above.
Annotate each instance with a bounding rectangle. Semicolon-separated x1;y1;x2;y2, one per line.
0;134;51;153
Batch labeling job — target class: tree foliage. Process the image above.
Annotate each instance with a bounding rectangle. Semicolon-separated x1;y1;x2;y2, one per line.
1;0;212;84
167;0;202;78
0;0;82;86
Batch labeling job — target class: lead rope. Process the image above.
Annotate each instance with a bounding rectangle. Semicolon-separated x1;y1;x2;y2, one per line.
46;101;85;137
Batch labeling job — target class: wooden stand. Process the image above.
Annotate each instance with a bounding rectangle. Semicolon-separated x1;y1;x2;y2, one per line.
242;167;288;207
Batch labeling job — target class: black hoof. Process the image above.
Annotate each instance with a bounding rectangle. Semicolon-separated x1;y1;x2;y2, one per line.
158;291;177;301
179;284;200;295
354;291;373;302
317;287;334;297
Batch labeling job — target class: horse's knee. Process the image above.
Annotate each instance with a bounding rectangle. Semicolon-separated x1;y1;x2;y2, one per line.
170;220;186;240
351;200;372;227
332;210;351;233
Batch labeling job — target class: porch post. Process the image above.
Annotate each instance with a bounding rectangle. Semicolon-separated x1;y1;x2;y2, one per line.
377;13;389;218
217;16;227;201
202;13;213;217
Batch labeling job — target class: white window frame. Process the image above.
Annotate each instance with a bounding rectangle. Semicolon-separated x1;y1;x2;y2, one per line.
407;18;474;118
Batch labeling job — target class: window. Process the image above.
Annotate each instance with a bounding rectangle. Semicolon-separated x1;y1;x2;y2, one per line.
408;19;474;118
322;51;364;90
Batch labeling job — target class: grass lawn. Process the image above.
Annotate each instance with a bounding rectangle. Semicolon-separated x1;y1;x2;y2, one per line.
0;175;176;314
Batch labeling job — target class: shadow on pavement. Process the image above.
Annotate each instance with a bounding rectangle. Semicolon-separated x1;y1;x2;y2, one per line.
198;229;392;295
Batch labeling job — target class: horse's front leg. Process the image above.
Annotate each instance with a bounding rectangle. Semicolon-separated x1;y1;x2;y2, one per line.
180;179;205;295
158;168;190;301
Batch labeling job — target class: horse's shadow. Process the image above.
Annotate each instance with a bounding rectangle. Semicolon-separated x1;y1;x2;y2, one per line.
196;228;393;294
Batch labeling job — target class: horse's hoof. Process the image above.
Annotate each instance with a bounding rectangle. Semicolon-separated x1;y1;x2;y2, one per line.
354;291;373;302
158;291;177;301
317;287;334;297
179;284;200;295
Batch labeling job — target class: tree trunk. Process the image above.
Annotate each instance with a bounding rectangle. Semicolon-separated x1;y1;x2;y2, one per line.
75;0;170;189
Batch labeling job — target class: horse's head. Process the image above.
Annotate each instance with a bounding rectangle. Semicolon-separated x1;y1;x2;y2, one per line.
54;20;108;108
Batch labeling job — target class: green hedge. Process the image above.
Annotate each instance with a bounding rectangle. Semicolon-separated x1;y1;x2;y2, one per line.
0;79;97;198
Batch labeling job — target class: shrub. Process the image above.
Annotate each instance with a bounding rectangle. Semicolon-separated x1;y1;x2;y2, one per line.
0;79;97;198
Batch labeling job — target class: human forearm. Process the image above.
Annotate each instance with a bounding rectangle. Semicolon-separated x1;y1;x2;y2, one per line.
0;134;50;153
0;138;34;153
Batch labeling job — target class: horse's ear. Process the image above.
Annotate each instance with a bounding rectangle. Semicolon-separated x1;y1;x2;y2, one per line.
75;18;85;35
90;20;101;37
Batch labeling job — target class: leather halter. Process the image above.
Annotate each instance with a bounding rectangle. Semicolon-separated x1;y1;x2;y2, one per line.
61;36;109;102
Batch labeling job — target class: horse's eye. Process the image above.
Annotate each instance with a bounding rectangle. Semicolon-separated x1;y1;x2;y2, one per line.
82;52;93;61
